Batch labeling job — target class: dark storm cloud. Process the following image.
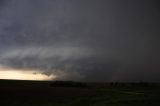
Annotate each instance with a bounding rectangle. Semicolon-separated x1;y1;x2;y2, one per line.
0;0;160;82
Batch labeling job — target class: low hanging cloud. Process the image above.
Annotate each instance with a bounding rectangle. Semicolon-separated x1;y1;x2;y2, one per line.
0;46;119;81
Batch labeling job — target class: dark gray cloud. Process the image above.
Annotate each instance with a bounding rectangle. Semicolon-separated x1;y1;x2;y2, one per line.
0;0;160;82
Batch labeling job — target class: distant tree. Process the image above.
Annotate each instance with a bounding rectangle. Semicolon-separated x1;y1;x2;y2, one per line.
50;81;88;88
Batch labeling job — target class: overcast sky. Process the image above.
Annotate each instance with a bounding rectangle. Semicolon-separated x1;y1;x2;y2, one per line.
0;0;160;82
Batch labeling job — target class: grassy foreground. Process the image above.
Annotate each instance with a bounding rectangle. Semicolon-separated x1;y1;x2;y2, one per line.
0;80;160;106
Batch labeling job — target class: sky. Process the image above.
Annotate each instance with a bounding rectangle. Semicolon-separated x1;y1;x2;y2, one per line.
0;0;159;82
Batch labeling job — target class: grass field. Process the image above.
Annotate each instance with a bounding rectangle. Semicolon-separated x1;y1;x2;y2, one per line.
0;80;160;106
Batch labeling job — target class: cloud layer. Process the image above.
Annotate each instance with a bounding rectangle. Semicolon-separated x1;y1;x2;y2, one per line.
0;0;160;82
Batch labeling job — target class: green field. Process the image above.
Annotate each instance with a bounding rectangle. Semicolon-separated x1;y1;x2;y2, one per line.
0;80;160;106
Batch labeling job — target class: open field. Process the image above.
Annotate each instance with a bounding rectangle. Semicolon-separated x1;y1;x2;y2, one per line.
0;80;160;106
